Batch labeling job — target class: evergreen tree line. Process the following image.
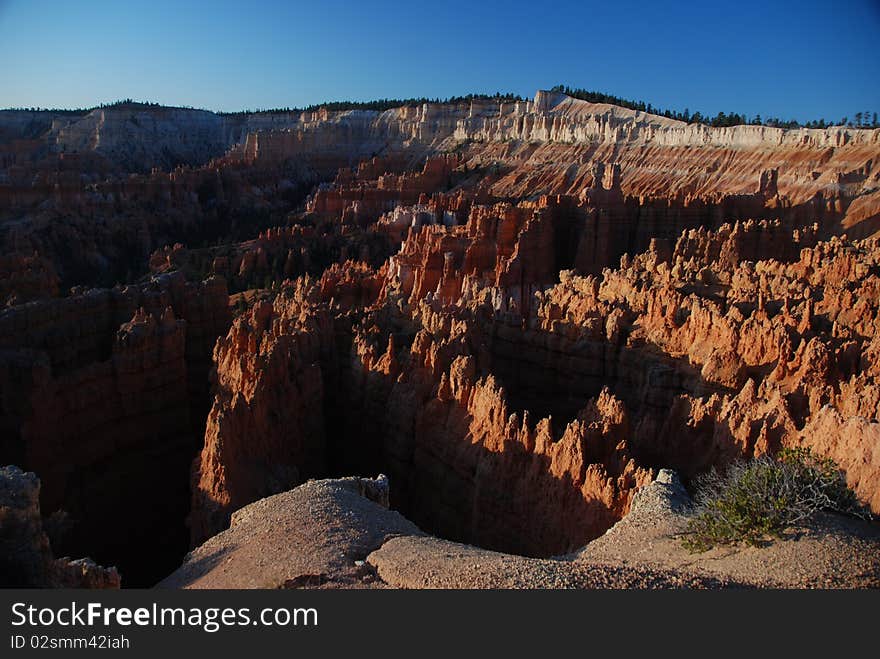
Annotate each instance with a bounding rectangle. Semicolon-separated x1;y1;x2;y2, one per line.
217;92;525;116
5;93;526;117
3;99;197;114
5;89;878;129
550;85;879;129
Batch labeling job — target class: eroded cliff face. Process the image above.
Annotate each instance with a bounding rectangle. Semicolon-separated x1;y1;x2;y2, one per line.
528;231;880;512
184;96;880;557
191;266;653;553
0;273;231;585
2;91;879;584
3;91;877;301
191;218;880;556
0;158;322;294
190;283;333;542
229;91;879;233
0;105;309;173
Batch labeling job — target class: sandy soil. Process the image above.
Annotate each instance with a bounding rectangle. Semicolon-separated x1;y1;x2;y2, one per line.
161;473;880;589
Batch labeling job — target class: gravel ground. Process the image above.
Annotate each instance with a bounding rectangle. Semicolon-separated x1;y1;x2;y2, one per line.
576;470;880;589
158;477;421;589
160;472;880;589
366;536;740;588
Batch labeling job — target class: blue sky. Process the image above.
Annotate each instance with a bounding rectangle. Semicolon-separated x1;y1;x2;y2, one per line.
0;0;878;122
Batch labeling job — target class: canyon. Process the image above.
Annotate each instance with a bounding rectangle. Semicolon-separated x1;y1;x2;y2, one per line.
1;91;878;587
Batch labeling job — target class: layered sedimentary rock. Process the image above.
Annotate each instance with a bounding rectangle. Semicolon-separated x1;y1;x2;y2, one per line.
191;216;880;564
307;155;463;223
183;101;880;563
3;91;880;587
524;229;880;511
192;256;659;553
0;105;308;173
4;90;876;303
0;157;320;293
190;283;334;542
227;91;879;235
0;273;231;585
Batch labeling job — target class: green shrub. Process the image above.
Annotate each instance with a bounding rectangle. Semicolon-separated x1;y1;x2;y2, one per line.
682;448;869;552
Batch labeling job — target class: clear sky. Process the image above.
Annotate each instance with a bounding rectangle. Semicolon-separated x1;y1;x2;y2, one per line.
1;0;878;123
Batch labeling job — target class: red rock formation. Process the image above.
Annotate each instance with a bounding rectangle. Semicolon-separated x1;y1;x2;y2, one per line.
527;230;880;511
4;91;880;583
190;280;334;543
192;217;880;564
4;90;876;307
0;273;231;585
404;358;652;555
194;268;653;555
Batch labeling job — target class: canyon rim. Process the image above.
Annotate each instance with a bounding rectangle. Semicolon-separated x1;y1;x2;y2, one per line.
1;1;879;591
1;90;878;589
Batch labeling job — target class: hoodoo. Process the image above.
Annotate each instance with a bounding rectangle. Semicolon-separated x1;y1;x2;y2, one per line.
1;90;878;588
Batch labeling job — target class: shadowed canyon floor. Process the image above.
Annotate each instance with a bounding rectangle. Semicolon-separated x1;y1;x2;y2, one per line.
1;91;879;587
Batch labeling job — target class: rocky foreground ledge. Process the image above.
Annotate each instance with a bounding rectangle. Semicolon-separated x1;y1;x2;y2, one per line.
160;474;880;589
